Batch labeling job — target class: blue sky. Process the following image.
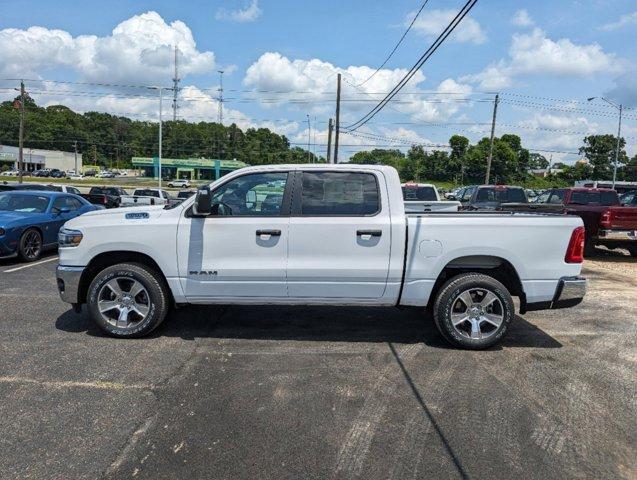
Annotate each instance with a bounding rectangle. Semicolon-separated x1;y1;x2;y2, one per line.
1;0;636;162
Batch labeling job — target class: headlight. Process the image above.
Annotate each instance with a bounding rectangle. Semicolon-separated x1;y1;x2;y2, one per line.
58;228;83;247
0;228;5;236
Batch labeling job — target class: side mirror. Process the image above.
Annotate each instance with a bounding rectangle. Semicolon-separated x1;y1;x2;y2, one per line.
193;186;212;215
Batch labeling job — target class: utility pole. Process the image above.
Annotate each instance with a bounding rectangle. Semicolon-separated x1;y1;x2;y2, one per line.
217;70;224;125
333;73;341;163
306;114;311;162
485;93;499;184
613;104;623;188
73;140;78;174
587;96;627;189
159;87;163;189
172;46;180;121
326;118;333;164
18;80;25;183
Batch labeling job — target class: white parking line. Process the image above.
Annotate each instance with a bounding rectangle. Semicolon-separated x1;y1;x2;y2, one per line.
3;256;58;273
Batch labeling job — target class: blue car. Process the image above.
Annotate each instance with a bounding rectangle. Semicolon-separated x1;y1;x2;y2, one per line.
0;190;103;262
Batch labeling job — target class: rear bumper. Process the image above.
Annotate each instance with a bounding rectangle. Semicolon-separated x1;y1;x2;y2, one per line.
56;265;85;304
597;229;637;242
524;276;586;312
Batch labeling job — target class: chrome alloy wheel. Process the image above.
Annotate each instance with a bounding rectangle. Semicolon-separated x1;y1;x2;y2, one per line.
449;288;504;340
97;277;150;329
23;230;42;259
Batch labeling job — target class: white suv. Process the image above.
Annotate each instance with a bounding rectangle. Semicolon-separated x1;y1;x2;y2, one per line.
168;179;191;188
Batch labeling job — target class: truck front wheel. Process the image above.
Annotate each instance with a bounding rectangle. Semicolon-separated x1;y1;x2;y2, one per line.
86;263;170;338
433;273;514;350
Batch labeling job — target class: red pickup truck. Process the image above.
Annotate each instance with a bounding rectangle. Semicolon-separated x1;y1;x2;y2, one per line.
531;188;637;256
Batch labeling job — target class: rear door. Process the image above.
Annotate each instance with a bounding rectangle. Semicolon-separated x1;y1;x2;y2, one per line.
287;170;391;299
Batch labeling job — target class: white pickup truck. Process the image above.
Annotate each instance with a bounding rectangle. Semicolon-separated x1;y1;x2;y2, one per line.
56;164;586;349
402;182;461;213
120;188;172;207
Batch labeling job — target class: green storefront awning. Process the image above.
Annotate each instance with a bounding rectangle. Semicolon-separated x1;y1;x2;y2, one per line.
131;157;247;170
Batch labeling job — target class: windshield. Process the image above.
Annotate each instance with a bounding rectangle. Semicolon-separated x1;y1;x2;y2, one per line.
402;186;437;201
0;193;50;213
475;187;527;203
90;187;125;196
134;189;160;197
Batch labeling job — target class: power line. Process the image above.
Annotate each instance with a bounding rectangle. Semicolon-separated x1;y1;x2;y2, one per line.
355;0;431;87
344;0;480;132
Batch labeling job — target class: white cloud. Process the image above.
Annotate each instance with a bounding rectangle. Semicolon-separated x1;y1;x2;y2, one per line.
410;9;486;44
511;9;534;27
605;68;637;107
462;28;622;89
600;11;637;31
243;52;474;123
517;113;599;158
0;11;215;84
215;0;262;23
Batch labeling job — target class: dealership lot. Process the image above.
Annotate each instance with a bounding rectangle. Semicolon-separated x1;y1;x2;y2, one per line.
0;252;635;479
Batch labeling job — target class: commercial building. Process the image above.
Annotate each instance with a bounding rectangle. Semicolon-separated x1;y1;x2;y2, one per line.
0;144;82;172
131;157;248;180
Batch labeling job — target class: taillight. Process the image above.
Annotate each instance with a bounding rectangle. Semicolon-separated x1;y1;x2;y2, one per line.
599;209;612;228
565;226;585;263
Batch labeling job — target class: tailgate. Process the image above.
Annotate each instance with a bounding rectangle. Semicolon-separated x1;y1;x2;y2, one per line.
608;206;637;230
404;201;460;213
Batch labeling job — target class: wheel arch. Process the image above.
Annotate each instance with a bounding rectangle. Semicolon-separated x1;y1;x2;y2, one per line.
77;251;172;305
427;255;524;311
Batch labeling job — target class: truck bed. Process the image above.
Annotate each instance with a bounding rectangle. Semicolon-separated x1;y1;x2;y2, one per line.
400;211;583;307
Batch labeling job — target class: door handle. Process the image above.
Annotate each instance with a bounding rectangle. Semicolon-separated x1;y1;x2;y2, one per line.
357;229;382;237
256;229;281;236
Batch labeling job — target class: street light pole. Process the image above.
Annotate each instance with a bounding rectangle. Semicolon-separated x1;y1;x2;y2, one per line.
159;87;163;189
306;114;311;163
588;96;626;189
613;104;623;188
148;86;171;189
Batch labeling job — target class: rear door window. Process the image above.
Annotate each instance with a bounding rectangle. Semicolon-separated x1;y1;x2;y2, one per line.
299;172;380;216
402;186;437;201
507;188;527;203
600;191;618;206
570;191;617;205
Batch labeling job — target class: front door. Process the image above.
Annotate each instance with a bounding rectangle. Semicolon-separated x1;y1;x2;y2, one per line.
178;171;291;300
287;170;392;299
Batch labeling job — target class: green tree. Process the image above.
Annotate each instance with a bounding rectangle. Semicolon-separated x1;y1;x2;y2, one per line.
579;134;628;180
528;153;549;170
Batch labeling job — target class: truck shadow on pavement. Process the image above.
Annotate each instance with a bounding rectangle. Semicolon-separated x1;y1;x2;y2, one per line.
55;304;562;350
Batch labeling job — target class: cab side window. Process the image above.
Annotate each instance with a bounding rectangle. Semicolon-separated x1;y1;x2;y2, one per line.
298;172;380;216
211;172;289;216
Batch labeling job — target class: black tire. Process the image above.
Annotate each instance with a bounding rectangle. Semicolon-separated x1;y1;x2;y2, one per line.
87;263;170;338
433;273;514;350
18;228;43;262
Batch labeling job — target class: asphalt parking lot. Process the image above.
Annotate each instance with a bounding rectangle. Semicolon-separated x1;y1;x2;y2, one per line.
0;251;635;480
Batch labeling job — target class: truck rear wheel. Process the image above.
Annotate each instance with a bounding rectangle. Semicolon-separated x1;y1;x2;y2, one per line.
86;263;170;338
433;273;514;350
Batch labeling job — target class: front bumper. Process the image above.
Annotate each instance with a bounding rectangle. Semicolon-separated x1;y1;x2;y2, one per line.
597;229;637;242
56;265;85;304
524;276;586;312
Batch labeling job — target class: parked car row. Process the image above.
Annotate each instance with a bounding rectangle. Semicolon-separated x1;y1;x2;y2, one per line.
0;181;197;263
0;190;104;261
